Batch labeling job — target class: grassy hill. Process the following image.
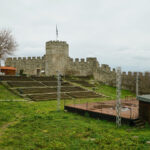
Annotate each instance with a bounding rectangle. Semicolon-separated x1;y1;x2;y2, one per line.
0;84;150;150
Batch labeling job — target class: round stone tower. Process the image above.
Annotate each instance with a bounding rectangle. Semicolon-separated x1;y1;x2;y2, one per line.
45;40;69;76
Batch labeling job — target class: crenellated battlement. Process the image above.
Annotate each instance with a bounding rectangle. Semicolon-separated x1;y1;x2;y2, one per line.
69;57;98;64
46;40;68;47
75;58;79;62
5;39;150;94
127;71;132;76
81;58;85;63
144;72;150;76
122;71;141;77
6;58;12;61
112;68;116;72
100;64;111;72
6;56;45;61
121;71;145;77
122;72;126;76
86;57;97;62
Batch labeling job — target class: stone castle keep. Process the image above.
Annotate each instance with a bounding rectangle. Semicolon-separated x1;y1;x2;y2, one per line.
5;40;150;94
5;40;100;76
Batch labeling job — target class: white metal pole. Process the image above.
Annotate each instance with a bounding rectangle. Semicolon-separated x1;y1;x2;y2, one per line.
0;59;1;75
57;72;61;111
116;67;122;127
56;25;58;41
136;72;139;98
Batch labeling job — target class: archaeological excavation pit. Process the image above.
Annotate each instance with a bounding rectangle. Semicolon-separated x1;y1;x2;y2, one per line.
65;99;139;125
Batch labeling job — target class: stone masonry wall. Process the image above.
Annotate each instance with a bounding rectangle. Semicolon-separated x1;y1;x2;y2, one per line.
93;66;150;94
45;41;69;76
5;56;45;75
5;40;100;77
4;40;150;94
93;64;116;84
65;57;99;76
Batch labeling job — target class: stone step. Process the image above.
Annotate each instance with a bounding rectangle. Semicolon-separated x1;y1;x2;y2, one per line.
133;118;145;128
135;122;145;126
134;119;142;123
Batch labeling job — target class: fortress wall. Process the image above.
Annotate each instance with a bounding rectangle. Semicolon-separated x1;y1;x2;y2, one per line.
4;40;150;94
93;67;150;94
5;56;46;75
93;65;116;85
66;57;99;76
121;72;150;94
139;72;150;94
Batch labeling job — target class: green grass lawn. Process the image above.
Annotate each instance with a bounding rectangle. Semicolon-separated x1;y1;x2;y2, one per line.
0;85;22;100
0;84;150;150
95;84;135;100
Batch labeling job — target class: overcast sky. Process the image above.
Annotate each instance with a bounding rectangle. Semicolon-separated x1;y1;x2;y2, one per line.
0;0;150;72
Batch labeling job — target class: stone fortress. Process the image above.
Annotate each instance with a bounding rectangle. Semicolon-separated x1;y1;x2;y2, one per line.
5;40;101;76
5;40;150;94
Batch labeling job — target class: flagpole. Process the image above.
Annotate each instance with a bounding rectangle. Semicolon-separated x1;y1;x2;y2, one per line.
56;25;58;41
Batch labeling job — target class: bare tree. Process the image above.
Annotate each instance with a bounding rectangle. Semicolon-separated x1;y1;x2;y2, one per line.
0;29;17;60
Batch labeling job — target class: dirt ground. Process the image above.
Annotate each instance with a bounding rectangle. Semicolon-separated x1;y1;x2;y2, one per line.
68;99;139;119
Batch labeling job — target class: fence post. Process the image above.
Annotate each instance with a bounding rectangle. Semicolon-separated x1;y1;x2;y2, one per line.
64;98;66;110
86;102;88;110
116;67;122;127
73;98;75;106
57;72;61;111
136;72;139;98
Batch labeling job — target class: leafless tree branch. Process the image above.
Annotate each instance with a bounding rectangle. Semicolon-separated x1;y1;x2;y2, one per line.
0;29;17;60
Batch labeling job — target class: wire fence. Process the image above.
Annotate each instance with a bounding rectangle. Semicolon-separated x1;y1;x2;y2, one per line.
64;96;139;120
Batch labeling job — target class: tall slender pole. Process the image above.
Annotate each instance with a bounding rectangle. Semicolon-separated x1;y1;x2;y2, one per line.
0;59;1;75
56;25;58;41
57;72;61;111
116;67;122;127
136;72;139;98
